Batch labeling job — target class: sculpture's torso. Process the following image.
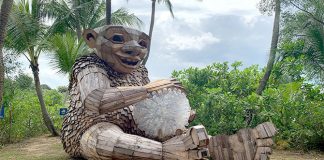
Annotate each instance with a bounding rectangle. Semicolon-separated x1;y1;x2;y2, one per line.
61;54;150;157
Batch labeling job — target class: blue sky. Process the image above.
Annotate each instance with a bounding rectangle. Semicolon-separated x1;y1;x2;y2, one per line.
20;0;274;89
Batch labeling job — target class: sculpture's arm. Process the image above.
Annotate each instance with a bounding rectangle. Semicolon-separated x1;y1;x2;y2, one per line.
77;65;183;113
77;65;148;114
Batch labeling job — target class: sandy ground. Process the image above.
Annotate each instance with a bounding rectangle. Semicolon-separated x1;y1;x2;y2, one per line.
0;135;323;160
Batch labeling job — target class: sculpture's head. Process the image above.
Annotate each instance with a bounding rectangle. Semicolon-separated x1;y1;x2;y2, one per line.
83;25;150;73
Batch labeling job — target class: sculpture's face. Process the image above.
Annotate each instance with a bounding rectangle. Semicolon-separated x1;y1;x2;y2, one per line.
83;26;150;73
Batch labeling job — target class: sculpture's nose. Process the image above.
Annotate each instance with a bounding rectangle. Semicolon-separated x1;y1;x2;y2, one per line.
122;40;142;56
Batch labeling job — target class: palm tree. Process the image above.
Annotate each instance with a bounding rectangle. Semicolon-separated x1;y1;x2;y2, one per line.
106;0;111;24
143;0;174;65
5;0;59;136
45;0;142;40
256;0;281;95
0;0;14;109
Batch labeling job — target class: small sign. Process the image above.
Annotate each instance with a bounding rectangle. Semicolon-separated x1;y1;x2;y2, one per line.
59;108;68;116
0;105;4;119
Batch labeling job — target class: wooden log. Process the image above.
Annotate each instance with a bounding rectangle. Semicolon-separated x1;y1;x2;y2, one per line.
254;147;271;160
255;122;277;139
238;129;256;160
209;122;277;160
181;125;209;150
256;139;274;147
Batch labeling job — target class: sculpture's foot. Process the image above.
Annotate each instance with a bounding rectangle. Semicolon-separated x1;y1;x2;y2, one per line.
163;125;210;159
208;122;277;160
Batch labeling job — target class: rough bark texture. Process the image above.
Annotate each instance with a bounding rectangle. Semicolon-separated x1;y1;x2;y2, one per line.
256;0;281;95
0;0;14;107
143;0;156;65
31;62;59;136
106;0;111;25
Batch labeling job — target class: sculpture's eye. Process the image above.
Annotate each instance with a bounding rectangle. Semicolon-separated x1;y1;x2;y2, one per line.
138;40;147;48
110;34;124;44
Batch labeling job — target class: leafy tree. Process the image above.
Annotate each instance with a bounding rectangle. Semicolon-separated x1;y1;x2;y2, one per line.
173;61;324;150
57;86;68;93
256;0;281;95
15;73;33;90
41;84;52;90
0;87;64;144
3;51;21;78
280;0;324;83
5;0;59;136
0;0;14;111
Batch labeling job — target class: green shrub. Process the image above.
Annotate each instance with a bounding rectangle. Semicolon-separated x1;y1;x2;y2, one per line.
173;62;324;150
0;88;64;144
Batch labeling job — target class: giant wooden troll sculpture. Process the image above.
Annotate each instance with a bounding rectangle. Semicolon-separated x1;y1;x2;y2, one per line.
61;25;277;160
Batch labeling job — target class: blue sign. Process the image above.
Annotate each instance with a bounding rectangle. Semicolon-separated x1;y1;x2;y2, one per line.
0;104;4;119
60;108;68;116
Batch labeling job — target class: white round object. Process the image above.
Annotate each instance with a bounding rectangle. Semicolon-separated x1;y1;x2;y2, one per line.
133;88;191;141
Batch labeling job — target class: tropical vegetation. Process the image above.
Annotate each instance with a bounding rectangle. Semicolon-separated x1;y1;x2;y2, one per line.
0;0;323;153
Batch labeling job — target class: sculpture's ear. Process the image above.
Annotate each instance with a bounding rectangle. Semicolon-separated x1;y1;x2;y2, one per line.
82;29;97;48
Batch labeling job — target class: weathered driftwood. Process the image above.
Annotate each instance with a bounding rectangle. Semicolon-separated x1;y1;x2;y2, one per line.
61;26;211;159
80;123;210;159
61;25;277;160
208;122;277;160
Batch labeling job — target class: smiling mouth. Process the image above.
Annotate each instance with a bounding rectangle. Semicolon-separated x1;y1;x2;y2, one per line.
121;58;139;66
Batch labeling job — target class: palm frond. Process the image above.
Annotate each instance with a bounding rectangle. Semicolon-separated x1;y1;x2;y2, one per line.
5;3;41;54
303;24;324;81
48;32;88;75
95;8;143;29
157;0;174;17
45;0;77;35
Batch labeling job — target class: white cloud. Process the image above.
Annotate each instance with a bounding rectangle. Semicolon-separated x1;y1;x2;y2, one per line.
165;32;220;51
19;54;69;89
241;15;258;27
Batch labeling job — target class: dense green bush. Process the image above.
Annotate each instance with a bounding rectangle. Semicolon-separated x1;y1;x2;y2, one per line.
173;62;324;150
0;79;65;144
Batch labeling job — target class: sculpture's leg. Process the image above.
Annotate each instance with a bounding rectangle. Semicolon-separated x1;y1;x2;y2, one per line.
80;122;163;159
80;123;210;160
208;122;277;160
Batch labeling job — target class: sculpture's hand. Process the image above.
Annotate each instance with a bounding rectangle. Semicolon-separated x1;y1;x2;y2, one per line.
144;78;185;93
208;122;277;160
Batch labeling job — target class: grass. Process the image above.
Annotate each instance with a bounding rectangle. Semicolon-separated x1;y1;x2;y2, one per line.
0;135;70;160
0;134;323;160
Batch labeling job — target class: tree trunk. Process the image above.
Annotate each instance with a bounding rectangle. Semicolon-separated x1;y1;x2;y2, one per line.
256;0;281;95
143;0;156;65
31;62;59;136
106;0;111;25
73;0;82;40
0;0;14;107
